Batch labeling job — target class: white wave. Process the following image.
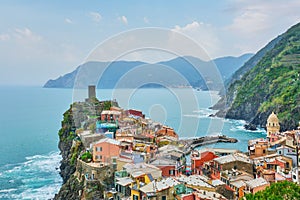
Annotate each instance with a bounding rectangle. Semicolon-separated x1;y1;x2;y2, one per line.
183;114;208;119
193;108;217;116
13;183;62;200
230;124;266;133
183;108;217;119
0;151;62;200
0;188;17;193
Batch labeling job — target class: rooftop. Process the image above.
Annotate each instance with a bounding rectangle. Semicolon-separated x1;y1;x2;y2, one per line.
140;177;180;193
231;180;246;188
211;179;225;186
177;175;213;188
116;177;133;186
150;158;176;166
194;190;227;200
123;163;162;180
214;153;252;164
93;137;120;146
101;110;121;115
245;177;269;189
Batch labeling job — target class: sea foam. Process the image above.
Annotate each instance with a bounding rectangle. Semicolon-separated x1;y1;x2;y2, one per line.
0;151;62;200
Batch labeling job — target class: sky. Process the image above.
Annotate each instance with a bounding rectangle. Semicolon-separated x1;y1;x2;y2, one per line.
0;0;300;86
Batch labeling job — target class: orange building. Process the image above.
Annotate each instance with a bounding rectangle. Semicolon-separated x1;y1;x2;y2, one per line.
156;126;178;139
248;139;268;158
115;129;134;143
92;138;121;163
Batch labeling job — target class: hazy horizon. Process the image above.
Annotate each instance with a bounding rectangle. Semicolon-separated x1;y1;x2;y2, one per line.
1;0;300;86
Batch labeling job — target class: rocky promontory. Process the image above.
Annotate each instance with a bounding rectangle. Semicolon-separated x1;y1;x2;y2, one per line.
212;22;300;131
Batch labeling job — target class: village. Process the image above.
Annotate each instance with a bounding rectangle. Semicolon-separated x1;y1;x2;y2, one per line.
70;86;300;200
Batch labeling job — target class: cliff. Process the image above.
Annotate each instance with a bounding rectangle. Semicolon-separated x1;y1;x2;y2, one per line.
213;22;300;131
54;98;118;200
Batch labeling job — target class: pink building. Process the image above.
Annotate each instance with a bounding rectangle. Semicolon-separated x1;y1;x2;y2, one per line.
92;138;121;163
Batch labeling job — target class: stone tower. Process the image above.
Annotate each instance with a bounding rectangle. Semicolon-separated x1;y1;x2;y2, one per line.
88;85;96;99
266;112;280;137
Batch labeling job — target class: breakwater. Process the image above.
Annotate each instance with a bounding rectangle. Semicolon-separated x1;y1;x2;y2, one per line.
180;135;238;155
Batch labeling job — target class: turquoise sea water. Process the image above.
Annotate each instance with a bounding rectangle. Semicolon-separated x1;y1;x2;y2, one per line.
0;87;266;199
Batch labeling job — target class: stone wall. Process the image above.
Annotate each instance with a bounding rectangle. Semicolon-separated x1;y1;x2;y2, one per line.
76;159;115;186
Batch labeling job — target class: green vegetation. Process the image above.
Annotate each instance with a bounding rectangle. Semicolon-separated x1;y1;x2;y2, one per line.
225;23;300;130
88;123;96;134
80;151;92;162
70;141;82;165
244;181;300;200
103;101;112;110
58;108;75;140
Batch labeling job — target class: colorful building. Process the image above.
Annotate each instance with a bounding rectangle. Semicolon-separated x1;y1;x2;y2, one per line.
156;126;179;139
101;110;121;122
151;150;186;177
92;138;121;163
210;153;253;179
191;151;218;175
244;177;270;194
127;109;145;118
248;138;269;158
139;177;180;200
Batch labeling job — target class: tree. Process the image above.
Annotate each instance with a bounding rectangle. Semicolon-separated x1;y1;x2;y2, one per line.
244;181;300;200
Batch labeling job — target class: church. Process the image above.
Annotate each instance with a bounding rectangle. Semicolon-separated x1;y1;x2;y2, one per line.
266;112;280;138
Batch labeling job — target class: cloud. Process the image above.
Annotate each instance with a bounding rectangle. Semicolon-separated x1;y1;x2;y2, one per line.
0;34;10;41
0;27;83;85
227;0;300;36
118;15;128;25
225;0;300;53
90;11;102;22
172;21;221;59
14;27;42;42
65;18;73;24
143;17;149;24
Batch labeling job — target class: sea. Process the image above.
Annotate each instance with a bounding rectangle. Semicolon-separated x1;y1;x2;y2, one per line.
0;86;266;199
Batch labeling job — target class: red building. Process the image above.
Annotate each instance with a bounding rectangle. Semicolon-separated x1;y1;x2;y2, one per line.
127;109;145;118
191;151;218;175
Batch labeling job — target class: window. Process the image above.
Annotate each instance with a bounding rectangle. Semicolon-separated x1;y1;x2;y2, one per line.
162;196;166;200
293;175;297;180
169;170;175;175
96;155;102;160
133;195;139;200
263;150;266;154
96;147;102;152
286;162;290;168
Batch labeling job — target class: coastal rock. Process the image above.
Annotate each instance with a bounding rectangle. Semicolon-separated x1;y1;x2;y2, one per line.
244;123;257;131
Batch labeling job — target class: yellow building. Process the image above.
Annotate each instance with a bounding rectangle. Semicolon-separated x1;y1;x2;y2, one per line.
266;112;280;137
